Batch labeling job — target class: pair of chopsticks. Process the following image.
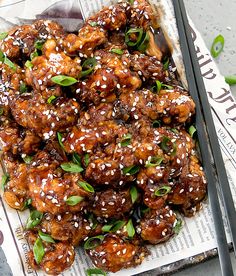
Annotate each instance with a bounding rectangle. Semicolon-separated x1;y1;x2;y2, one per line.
172;0;236;275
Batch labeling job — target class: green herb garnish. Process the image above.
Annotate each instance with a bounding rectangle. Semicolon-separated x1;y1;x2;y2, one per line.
0;32;8;40
78;181;94;193
189;125;196;138
154;185;171;196
33;238;45;264
122;165;140;175
84;153;90;167
4;56;16;71
126;219;135;238
19;82;27;93
34;40;45;50
47;95;57;104
60;162;83;173
102;220;126;233
84;235;104;250
57;132;65;150
130;186;138;203
211;34;224;58
145;156;163;167
80;58;97;78
111;48;124;55
152;120;161;128
86;268;107;276
174;218;182;234
25;60;33;69
51;75;77;86
225;75;236;86
38;230;55;243
26;210;43;229
72;153;81;165
22;155;33;164
65;195;84;206
120;133;132;147
88;21;98;27
1;173;9;190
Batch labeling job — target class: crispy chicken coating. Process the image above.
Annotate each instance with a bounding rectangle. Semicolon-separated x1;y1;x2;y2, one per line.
139;206;177;244
86;234;148;272
25;39;81;91
0;20;64;60
90;188;133;218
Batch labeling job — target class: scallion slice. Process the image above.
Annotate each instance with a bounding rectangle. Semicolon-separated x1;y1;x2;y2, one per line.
211;34;224;58
111;48;124;55
84;153;90;167
30;50;38;60
225;75;236;86
174;218;182;234
102;220;126;233
125;28;143;47
137;31;150;52
154;185;171;197
51;75;77;86
88;21;98;27
19;82;27;94
86;268;107;276
26;210;43;229
122;165;140;175
47;95;57;104
80;58;97;78
189;125;196;138
0;32;8;40
4;56;16;71
1;173;9;190
22;155;33;164
130;186;138;203
57;132;65;150
25;60;33;69
163;57;169;70
126;219;135;238
152;120;161;128
72;153;82;165
34;40;45;50
84;235;104;250
33;238;45;264
65;195;84;206
78;181;94;193
120;133;132;147
145;156;163;167
38;231;55;243
60;162;83;173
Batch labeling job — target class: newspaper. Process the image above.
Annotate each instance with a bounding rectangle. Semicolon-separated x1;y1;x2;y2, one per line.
0;0;236;275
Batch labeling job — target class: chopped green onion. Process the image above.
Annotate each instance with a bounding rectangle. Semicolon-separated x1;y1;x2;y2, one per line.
125;28;143;47
189;125;196;138
225;75;236;86
171;128;179;134
128;0;134;4
0;107;3;115
137;31;150;53
0;50;4;62
86;268;107;276
0;32;8;40
152;120;161;128
4;56;16;71
60;162;83;173
47;95;57;104
111;48;124;55
145;156;163;167
211;34;224;58
30;50;38;60
84;235;104;250
130;186;138;203
23;198;32;209
19;82;27;93
154;185;171;197
88;21;98;27
120;133;132;147
84;153;90;167
33;238;45;264
155;80;162;93
38;230;55;243
26;210;43;229
162;84;173;90
25;60;33;69
72;153;81;165
57;132;65;150
174;218;182;234
65;195;84;206
160;136;171;152
78;181;94;193
80;58;97;78
122;165;140;175
22;155;33;164
51;75;77;86
34;40;45;50
1;173;9;190
163;57;169;70
102;220;126;233
126;219;135;238
88;214;98;230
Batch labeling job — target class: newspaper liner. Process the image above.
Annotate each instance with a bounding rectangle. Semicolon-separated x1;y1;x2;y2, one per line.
0;0;236;275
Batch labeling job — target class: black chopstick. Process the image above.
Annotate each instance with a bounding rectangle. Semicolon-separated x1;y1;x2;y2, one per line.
172;1;234;275
177;0;236;256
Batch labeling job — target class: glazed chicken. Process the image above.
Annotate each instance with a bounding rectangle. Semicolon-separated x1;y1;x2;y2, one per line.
0;0;207;275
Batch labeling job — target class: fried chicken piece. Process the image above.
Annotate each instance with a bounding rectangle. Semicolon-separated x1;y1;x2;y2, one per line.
10;93;79;139
127;0;157;29
130;53;167;81
87;3;127;31
0;117;41;155
27;231;74;275
39;213;93;246
27;150;88;214
168;155;207;217
2;153;28;210
76;50;141;105
63;25;107;56
90;189;133;218
25;39;81;91
0;20;64;60
139;206;176;244
64;120;126;154
86;234;148;272
159;88;195;124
